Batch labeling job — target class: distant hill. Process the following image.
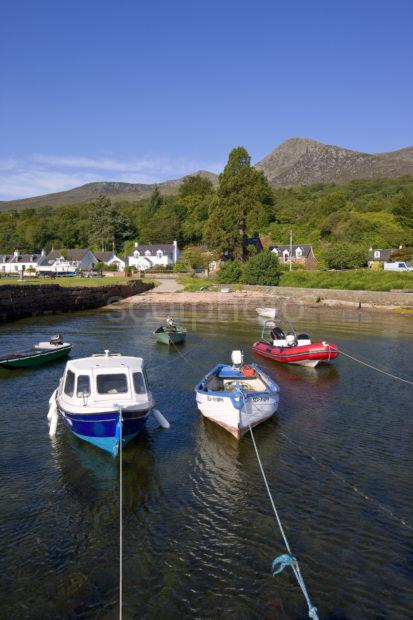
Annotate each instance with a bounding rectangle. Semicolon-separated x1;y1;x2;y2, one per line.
2;139;413;211
0;171;218;212
255;138;413;186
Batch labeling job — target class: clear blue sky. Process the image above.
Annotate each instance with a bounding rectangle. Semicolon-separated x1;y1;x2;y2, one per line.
1;0;412;199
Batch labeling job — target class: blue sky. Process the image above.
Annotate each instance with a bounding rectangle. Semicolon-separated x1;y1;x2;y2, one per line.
1;0;412;199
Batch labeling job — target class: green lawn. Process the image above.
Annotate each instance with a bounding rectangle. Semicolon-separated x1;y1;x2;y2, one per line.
0;276;156;288
279;269;413;291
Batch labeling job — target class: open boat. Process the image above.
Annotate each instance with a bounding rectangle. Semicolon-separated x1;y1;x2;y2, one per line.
47;350;169;456
253;318;339;368
153;317;186;345
195;350;280;439
0;335;71;369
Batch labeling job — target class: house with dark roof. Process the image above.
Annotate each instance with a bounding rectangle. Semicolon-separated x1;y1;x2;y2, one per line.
38;248;98;274
0;250;47;274
128;241;179;270
94;251;126;271
367;248;396;266
269;244;317;270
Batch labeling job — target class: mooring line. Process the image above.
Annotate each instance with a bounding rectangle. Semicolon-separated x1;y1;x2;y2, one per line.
239;393;318;619
278;430;412;532
339;348;413;386
118;407;123;620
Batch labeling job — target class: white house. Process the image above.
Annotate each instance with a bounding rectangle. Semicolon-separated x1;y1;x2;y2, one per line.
269;244;317;270
0;250;47;274
38;248;98;275
128;241;179;271
94;251;126;271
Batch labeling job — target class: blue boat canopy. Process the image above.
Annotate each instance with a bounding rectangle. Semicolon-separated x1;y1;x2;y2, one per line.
218;365;245;379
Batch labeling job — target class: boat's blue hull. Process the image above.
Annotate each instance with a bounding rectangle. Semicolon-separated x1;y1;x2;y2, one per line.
58;406;149;456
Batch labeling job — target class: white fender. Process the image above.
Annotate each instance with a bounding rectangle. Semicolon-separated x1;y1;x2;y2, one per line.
48;402;58;436
151;408;170;429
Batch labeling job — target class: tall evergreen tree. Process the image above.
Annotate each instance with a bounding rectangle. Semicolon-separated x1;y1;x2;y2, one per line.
88;194;133;251
147;185;162;216
204;147;273;258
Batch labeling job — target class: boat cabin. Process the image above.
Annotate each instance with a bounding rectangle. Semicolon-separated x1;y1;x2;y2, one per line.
58;352;151;409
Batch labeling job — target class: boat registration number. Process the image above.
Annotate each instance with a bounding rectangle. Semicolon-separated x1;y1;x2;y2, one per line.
207;396;224;402
252;396;269;403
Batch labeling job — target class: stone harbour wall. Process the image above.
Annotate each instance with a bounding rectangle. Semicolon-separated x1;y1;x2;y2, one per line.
0;280;153;323
244;285;413;310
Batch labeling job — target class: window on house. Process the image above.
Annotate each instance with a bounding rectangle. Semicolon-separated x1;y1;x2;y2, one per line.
295;247;302;257
145;250;151;256
374;251;380;259
283;251;289;262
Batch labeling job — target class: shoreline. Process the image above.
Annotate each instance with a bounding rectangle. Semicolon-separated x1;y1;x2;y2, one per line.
109;284;413;316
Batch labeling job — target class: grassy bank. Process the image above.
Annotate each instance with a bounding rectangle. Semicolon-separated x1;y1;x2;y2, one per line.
179;271;413;292
278;270;413;291
0;276;157;288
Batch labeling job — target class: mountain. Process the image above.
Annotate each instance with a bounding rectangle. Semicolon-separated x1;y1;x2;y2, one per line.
1;139;413;211
0;170;218;212
255;138;413;186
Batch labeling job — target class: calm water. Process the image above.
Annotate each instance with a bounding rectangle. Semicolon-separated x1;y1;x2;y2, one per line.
0;305;412;619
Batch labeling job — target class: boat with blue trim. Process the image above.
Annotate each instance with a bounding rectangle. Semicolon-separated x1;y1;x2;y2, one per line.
48;350;167;456
195;351;280;439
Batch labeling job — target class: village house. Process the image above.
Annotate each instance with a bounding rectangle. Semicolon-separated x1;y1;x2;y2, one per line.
38;248;98;275
128;241;179;271
367;248;396;266
0;250;47;274
269;244;318;270
94;251;126;271
209;235;263;272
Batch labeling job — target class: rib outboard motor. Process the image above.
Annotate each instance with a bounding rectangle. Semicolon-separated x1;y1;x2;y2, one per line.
50;334;64;346
271;327;285;340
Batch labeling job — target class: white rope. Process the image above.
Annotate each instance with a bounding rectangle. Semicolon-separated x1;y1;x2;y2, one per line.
118;407;123;620
339;349;413;386
244;400;319;620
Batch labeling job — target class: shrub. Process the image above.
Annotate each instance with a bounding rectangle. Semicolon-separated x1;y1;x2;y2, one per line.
217;260;243;283
323;242;367;269
241;250;281;286
173;261;190;273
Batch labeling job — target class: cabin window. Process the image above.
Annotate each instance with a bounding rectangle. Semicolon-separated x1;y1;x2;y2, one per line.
96;373;128;394
64;370;75;397
133;372;146;394
76;375;91;397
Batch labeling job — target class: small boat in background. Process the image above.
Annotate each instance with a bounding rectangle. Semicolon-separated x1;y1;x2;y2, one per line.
256;307;277;319
0;335;71;369
48;350;169;455
195;350;280;439
253;319;339;368
153;316;186;345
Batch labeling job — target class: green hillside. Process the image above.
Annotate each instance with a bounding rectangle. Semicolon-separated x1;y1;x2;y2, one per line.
0;150;412;269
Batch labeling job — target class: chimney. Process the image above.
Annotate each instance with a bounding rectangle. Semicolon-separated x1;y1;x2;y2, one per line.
41;249;46;256
134;241;139;249
173;240;178;263
14;250;20;258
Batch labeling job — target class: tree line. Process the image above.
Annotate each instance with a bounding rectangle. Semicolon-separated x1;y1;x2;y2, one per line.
0;146;412;268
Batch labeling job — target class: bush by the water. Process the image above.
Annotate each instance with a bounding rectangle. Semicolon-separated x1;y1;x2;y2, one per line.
279;269;413;291
241;250;281;286
217;261;243;283
323;242;367;269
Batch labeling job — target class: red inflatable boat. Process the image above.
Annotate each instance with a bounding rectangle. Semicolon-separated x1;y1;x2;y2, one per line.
252;318;339;367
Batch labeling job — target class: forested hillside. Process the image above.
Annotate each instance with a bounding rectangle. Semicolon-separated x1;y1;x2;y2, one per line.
0;147;412;268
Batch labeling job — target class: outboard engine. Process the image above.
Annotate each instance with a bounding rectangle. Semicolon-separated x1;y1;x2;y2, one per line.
50;334;63;346
271;327;285;340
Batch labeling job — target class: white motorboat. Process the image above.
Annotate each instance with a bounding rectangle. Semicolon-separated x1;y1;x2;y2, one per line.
47;350;169;455
256;307;277;319
195;351;280;439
